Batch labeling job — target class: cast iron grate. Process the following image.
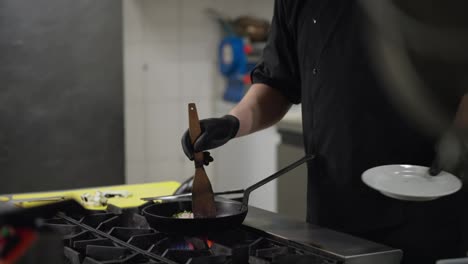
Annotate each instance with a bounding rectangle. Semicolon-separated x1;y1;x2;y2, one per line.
41;203;338;264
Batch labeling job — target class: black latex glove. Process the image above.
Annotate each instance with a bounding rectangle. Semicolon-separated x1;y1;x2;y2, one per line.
429;128;468;177
181;115;240;165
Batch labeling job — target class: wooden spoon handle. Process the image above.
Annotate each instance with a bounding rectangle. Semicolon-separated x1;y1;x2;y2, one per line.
188;103;204;164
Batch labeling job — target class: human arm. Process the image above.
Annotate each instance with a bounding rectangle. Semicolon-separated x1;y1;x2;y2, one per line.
181;0;300;161
229;83;292;137
180;83;292;160
429;94;468;175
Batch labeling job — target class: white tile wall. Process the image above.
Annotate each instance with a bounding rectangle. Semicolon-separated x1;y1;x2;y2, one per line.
126;161;147;184
145;62;180;101
123;0;274;184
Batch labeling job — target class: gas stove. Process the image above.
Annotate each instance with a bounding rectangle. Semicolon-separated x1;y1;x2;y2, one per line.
36;201;401;264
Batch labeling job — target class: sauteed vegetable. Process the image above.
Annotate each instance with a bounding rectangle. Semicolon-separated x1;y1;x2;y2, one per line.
173;210;194;219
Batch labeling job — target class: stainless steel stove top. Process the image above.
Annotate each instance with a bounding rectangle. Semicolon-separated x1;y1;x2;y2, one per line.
0;199;401;263
244;206;402;264
31;201;402;264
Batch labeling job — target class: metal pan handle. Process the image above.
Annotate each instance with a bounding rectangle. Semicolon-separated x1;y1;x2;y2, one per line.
141;189;245;201
241;155;315;209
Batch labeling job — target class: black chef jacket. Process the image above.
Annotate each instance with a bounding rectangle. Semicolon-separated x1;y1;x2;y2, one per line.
252;0;464;238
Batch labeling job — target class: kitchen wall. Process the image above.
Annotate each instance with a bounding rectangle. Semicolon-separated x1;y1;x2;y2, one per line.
0;0;124;194
123;0;274;188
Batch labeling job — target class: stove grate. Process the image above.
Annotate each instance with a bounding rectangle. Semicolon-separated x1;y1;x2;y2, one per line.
40;205;339;264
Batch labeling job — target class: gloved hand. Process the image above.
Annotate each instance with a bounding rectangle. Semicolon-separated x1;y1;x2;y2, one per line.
429;128;468;177
181;115;240;165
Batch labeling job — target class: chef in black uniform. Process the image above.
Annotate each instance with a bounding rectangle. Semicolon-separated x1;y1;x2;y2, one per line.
182;1;468;263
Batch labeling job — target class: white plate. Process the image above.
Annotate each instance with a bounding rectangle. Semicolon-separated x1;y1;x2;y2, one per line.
362;165;462;201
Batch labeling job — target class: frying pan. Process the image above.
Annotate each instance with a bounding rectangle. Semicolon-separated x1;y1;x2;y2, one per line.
141;155;314;234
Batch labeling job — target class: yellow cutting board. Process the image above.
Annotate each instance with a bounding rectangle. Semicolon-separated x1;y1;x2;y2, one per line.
0;181;181;210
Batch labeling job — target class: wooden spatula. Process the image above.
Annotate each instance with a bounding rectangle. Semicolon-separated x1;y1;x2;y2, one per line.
188;103;217;218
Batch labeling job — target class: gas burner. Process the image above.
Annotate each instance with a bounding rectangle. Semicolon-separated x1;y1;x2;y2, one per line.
37;201;401;264
40;205;332;263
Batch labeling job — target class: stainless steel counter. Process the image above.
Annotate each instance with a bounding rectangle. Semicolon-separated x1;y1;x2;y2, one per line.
245;205;402;264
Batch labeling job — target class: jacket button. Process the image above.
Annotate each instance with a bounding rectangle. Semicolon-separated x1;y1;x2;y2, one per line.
312;68;318;75
313;19;317;24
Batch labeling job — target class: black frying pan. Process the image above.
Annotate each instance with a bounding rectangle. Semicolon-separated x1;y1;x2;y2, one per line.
141;155;314;235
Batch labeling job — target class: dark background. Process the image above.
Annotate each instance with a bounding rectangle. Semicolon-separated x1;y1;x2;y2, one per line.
0;0;124;194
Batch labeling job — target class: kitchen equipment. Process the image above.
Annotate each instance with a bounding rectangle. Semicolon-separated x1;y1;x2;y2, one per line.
0;196;67;204
204;9;270;42
188;103;217;218
362;164;462;201
232;16;270;42
0;201;81;263
207;9;267;103
142;155;314;235
34;197;402;264
0;182;180;210
437;258;468;264
141;189;244;201
218;36;250;102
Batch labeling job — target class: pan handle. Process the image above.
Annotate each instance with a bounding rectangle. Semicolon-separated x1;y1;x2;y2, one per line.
141;189;245;201
241;155;315;209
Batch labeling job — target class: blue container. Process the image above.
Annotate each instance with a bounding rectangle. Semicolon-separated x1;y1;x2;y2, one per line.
218;36;248;103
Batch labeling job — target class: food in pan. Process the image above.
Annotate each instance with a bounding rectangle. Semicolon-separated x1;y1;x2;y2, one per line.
173;210;194;219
